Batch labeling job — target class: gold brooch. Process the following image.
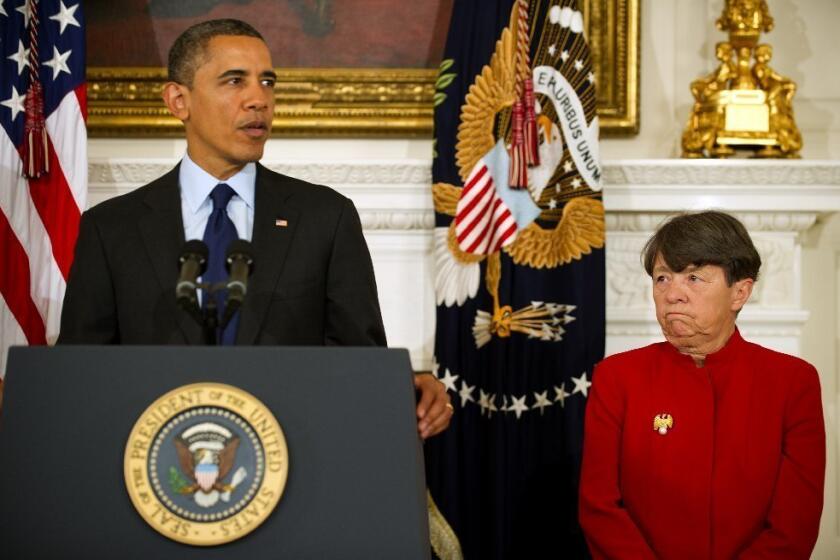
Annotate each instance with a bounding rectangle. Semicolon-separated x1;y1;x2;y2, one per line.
653;413;674;435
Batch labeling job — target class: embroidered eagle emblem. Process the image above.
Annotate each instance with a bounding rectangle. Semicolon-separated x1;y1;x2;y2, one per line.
172;422;247;508
433;2;604;349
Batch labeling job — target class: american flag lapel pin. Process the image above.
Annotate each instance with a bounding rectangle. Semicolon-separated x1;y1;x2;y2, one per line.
275;218;288;227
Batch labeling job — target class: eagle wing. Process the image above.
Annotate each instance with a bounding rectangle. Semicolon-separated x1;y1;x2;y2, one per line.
217;436;241;481
504;197;605;268
174;438;196;482
455;16;517;182
432;182;461;217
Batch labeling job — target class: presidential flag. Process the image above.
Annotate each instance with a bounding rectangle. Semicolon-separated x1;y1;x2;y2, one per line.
0;0;86;378
426;1;603;557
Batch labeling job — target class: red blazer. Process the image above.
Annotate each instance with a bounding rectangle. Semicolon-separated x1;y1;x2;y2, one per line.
579;329;825;559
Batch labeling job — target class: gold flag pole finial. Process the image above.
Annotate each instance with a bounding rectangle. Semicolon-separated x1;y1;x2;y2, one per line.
682;0;800;159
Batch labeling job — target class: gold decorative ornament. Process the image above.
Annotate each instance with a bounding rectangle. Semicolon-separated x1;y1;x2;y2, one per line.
124;383;288;546
682;0;801;158
428;491;464;560
653;413;674;435
86;1;639;138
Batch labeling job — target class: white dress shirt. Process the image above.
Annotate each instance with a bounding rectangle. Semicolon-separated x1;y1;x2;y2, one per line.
178;151;256;242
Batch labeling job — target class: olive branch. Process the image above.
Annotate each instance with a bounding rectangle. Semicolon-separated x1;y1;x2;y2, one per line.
433;59;457;158
168;466;189;493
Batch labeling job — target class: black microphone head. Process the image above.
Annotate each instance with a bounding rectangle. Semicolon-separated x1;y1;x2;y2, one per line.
178;240;209;271
225;239;254;272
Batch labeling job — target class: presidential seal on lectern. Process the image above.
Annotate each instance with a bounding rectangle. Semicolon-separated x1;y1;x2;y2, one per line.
124;383;288;546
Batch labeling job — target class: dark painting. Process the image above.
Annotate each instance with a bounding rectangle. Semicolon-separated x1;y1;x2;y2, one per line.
87;0;453;68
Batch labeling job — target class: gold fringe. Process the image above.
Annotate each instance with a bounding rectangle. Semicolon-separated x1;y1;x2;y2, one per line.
485;252;502;311
428;491;463;560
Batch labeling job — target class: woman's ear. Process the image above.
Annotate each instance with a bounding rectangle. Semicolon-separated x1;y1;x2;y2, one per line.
730;277;755;312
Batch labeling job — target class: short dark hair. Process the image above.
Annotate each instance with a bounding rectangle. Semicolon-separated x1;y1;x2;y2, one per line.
168;19;264;87
642;211;761;285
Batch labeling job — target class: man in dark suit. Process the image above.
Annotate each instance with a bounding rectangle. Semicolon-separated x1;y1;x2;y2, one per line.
58;19;452;438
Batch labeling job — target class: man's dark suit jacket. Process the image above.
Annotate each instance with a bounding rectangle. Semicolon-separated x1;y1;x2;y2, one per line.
57;163;386;346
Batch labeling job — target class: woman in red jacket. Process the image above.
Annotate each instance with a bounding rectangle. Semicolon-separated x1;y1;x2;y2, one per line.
579;211;825;559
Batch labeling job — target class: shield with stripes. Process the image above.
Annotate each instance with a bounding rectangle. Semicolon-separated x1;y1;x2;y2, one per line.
454;140;540;256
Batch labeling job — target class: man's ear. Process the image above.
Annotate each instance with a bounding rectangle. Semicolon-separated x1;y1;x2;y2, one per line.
730;277;755;312
162;82;190;122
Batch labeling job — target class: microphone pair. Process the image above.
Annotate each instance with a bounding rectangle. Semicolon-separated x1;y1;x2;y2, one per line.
175;239;254;310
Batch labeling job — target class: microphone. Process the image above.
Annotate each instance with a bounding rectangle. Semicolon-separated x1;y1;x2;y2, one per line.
221;239;254;326
176;240;209;308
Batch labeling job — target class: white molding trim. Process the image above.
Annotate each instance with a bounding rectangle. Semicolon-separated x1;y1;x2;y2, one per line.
358;211;434;231
89;159;840;235
606;212;819;232
264;161;432;185
91;159;840;184
603;161;840;212
603;159;840;186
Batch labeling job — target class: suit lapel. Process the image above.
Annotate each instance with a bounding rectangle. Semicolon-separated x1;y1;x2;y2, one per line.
236;164;300;344
137;165;203;344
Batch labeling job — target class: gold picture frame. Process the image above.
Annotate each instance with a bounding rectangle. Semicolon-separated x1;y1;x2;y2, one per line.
86;0;639;138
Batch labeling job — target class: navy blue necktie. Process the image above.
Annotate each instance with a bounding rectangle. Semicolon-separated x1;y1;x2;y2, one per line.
202;183;239;345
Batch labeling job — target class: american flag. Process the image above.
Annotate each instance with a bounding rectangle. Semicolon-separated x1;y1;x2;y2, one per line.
0;0;86;378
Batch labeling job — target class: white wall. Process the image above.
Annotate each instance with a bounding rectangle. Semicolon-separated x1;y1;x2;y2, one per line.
801;213;840;559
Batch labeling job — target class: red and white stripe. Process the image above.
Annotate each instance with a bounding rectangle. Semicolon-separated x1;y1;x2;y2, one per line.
0;87;86;378
455;163;517;255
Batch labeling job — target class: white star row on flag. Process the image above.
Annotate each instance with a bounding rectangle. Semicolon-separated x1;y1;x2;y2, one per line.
0;84;24;120
433;361;592;420
7;40;29;74
15;1;31;28
49;0;79;34
43;45;72;79
1;1;80;121
0;0;78;29
5;41;73;81
545;44;594;84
